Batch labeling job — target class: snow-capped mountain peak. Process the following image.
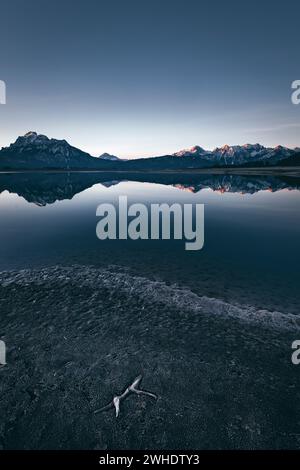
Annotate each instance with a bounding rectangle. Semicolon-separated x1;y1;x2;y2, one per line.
98;152;121;161
173;143;295;165
173;145;208;157
0;131;99;169
12;131;73;148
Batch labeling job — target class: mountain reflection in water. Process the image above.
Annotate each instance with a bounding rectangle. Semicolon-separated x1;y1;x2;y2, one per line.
0;171;299;206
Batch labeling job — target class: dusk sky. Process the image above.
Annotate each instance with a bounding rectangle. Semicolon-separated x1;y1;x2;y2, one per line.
0;0;299;158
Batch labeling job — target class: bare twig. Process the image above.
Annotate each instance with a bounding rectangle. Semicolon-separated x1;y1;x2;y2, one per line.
94;375;157;418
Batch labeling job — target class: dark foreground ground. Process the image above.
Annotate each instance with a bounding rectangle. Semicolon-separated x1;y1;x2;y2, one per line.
0;265;299;449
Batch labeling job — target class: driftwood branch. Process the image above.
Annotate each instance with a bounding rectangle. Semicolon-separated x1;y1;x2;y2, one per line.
94;375;157;417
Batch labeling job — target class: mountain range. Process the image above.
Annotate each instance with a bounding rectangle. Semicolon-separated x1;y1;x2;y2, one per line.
0;131;299;170
172;143;295;165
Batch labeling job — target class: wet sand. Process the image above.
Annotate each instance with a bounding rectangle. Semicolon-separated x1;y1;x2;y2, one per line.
0;265;299;449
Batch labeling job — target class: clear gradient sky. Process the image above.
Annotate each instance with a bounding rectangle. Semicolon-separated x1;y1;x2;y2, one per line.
0;0;299;158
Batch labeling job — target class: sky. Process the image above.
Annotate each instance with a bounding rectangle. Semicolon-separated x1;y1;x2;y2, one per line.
0;0;299;158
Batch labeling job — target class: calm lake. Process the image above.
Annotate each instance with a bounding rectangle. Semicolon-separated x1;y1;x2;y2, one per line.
0;171;299;449
0;171;299;314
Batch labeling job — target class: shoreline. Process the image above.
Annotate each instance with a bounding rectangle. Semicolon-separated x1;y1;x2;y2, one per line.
0;265;299;449
0;166;300;177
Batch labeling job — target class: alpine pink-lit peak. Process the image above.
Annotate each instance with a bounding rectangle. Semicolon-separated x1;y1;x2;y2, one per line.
213;144;236;156
172;141;295;165
173;145;208;157
215;143;263;151
213;144;229;151
213;143;268;157
274;145;288;151
190;145;206;153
